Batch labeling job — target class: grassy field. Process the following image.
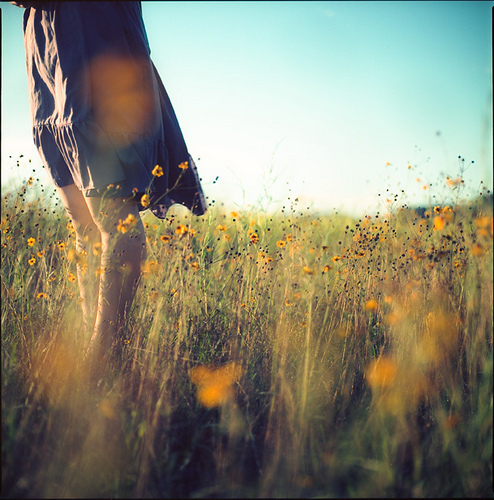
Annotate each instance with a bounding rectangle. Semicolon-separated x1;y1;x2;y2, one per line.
1;170;492;498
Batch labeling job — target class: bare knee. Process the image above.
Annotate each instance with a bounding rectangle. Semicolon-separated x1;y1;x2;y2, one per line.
85;196;147;268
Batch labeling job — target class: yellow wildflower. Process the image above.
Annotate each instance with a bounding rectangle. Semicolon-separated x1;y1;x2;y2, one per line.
27;237;35;247
141;194;150;208
28;257;36;266
433;216;445;231
365;298;378;312
178;161;189;170
366;357;398;389
152;165;164;177
117;213;137;233
189;362;243;409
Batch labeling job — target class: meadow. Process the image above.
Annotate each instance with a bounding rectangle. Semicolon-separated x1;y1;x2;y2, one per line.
1;164;492;498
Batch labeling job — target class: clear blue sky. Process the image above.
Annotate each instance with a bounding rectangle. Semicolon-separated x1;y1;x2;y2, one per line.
1;1;492;215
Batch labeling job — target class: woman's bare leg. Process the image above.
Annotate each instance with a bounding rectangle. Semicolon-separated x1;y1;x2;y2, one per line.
56;185;147;380
83;194;147;365
56;185;101;335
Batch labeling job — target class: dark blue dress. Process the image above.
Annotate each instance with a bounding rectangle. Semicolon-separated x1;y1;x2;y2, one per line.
22;1;206;217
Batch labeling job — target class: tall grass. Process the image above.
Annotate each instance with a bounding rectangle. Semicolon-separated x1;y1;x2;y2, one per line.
1;171;492;498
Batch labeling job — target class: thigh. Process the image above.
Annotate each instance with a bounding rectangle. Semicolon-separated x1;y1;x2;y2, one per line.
83;194;142;236
56;184;100;243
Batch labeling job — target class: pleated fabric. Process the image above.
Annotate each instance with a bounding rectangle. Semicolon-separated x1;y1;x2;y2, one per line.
23;1;206;217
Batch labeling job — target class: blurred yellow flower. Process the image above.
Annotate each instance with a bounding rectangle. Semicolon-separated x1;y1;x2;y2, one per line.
366;357;398;389
250;232;259;244
331;255;341;263
175;224;188;235
433;216;445;231
216;224;227;231
27;237;35;247
28;257;36;266
365;299;378;312
385;312;401;326
141;194;150;208
475;216;493;237
471;242;486;257
475;216;492;229
178;161;189;170
446;176;463;188
152;165;164;177
189;362;243;408
303;266;314;275
117;213;136;233
160;234;171;243
276;240;286;248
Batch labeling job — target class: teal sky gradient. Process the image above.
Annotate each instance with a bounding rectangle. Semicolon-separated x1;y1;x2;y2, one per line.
2;1;492;215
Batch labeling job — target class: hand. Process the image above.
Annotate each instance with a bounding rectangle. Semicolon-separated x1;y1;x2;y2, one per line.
10;1;35;7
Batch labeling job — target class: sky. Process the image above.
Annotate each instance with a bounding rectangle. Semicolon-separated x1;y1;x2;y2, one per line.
1;1;492;216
